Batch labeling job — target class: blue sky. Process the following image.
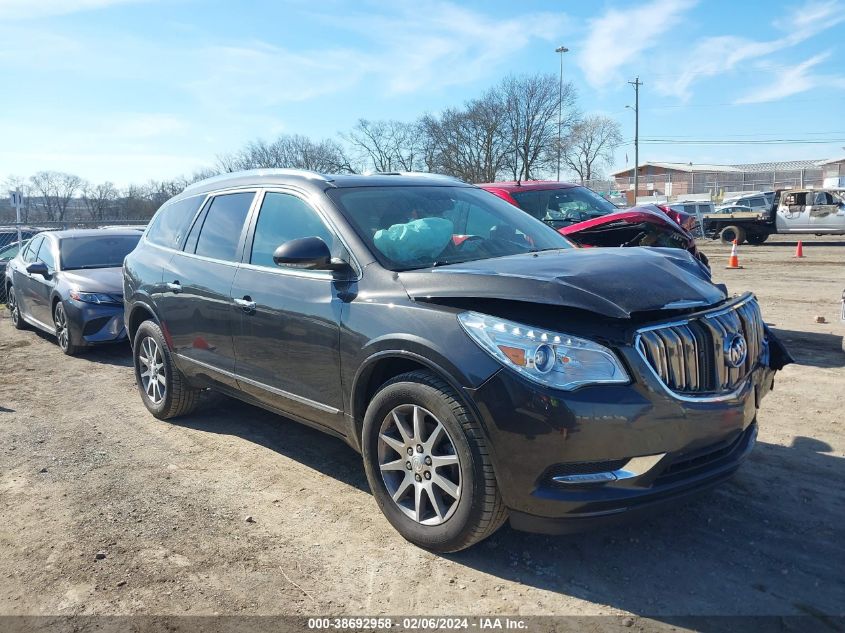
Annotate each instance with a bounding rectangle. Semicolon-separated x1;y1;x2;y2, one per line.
1;0;843;186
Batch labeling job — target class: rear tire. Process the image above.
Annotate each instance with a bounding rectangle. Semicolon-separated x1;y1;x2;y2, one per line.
133;320;201;420
7;286;27;331
746;232;769;245
720;225;746;245
362;370;507;552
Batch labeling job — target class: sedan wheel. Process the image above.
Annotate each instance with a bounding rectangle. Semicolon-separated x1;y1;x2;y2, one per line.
8;287;26;330
378;404;462;526
138;335;166;405
54;302;80;355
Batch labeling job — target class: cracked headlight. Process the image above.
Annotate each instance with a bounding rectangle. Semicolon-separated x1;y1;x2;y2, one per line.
458;311;629;390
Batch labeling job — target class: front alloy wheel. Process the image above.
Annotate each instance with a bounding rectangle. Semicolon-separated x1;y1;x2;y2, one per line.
362;370;507;552
54;302;80;355
378;404;461;526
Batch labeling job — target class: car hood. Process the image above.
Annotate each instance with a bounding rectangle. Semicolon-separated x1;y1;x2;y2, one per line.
398;247;724;319
60;267;124;294
560;207;691;238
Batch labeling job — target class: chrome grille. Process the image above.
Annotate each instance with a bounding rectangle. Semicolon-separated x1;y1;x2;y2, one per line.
635;294;766;397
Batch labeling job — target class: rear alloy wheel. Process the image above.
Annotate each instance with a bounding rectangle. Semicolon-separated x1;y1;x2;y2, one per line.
362;370;507;552
133;320;201;420
8;286;27;330
54;301;82;355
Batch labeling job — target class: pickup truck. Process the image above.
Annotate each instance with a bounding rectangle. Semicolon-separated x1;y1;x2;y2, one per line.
703;188;845;244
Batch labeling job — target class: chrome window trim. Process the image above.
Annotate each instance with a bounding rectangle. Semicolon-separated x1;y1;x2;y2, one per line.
247;186;363;281
175;354;341;415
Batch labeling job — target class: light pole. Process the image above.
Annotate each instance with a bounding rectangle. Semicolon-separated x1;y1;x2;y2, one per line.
627;77;642;201
556;45;569;182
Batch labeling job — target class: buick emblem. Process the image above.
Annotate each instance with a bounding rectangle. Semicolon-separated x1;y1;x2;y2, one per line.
724;334;748;368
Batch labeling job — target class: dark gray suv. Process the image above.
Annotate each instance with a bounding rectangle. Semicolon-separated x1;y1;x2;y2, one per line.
123;169;790;552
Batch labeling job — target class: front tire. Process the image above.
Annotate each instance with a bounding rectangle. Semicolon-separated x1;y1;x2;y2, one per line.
133;320;201;420
54;301;83;355
362;370;507;552
7;286;27;330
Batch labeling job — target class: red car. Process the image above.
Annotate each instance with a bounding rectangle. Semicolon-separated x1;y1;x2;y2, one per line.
477;181;708;268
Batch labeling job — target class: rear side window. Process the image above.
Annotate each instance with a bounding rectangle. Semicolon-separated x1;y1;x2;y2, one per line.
250;193;334;268
146;195;205;249
193;192;255;262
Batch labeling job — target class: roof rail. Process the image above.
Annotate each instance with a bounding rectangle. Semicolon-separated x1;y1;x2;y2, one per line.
183;168;333;192
366;171;465;183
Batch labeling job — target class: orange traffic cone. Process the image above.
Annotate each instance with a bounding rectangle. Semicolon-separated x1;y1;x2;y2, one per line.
726;239;743;269
794;241;805;258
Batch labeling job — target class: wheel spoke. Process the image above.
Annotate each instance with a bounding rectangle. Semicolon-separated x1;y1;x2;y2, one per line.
424;422;445;452
379;433;405;455
431;453;459;468
392;474;413;502
426;485;447;521
413;482;424;522
412;405;424;443
432;472;459;499
379;458;407;472
392;410;412;444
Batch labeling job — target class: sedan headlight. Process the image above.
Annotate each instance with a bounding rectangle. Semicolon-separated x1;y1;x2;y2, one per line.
70;291;121;305
457;311;629;390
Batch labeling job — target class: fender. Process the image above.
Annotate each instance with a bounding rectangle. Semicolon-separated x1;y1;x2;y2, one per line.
348;343;501;454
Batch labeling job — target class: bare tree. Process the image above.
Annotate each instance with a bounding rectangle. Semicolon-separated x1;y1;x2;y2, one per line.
81;181;119;221
345;120;421;172
500;74;577;181
29;171;82;221
218;134;353;174
561;116;622;183
420;90;510;183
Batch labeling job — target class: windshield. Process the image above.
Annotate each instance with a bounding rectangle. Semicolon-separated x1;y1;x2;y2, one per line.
511;186;618;228
327;185;572;271
59;234;141;270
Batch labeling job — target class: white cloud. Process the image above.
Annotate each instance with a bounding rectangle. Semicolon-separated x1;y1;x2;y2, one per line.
655;0;845;99
578;0;697;89
735;52;845;104
315;0;569;94
0;0;145;20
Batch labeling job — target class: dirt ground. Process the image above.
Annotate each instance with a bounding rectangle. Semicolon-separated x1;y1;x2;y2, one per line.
1;234;843;627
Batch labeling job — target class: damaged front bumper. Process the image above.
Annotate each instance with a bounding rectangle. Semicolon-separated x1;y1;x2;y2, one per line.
465;314;791;535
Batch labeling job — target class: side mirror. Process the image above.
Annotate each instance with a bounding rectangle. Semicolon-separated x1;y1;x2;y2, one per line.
26;261;49;276
272;237;348;271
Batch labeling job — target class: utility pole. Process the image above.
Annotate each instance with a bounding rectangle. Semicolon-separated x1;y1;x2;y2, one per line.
628;77;642;201
556;45;569;181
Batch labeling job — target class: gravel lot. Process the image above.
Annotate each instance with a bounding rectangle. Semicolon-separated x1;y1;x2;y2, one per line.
1;234;843;627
